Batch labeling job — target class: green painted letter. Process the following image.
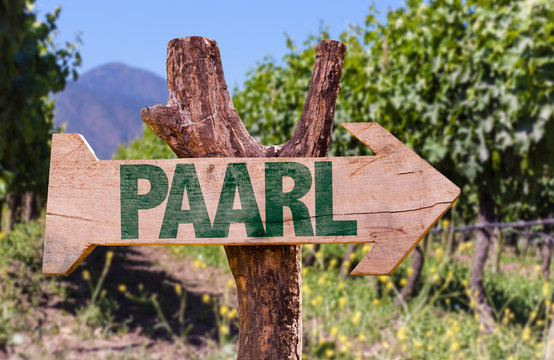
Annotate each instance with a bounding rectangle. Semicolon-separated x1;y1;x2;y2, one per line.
121;164;168;239
159;164;213;238
265;162;314;237
315;161;357;236
212;163;265;238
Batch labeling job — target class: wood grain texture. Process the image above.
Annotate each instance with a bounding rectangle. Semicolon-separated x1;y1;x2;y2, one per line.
43;36;459;359
141;37;345;360
43;123;460;276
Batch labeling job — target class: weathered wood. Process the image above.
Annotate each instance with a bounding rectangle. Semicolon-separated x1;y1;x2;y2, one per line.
142;37;346;360
42;36;460;358
43;123;460;276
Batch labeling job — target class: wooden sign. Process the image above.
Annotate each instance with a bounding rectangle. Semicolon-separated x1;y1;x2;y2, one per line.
42;122;460;276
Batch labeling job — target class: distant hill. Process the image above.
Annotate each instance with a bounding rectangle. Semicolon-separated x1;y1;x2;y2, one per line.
53;63;168;159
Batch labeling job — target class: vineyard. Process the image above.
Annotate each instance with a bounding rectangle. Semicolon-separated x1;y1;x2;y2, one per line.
1;0;553;359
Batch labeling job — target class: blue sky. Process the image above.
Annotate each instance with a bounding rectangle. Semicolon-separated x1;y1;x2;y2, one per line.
36;0;402;89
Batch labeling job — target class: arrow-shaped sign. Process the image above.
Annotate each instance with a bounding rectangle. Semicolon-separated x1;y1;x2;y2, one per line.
43;122;460;276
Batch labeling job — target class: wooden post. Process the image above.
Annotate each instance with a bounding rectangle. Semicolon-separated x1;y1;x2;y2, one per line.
141;36;346;359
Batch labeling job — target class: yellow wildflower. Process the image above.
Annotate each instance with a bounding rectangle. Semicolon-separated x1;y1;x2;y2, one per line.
330;326;339;337
429;266;437;274
397;326;407;341
400;278;407;286
350;252;357;261
381;341;389;349
219;305;229;317
325;349;334;358
373;298;380;306
202;294;210;304
450;342;461;351
227;279;235;288
530;311;537;320
219;325;229;336
100;289;107;300
329;258;338;268
118;284;127;293
523;327;531;342
358;333;366;342
302;284;311;295
311;296;323;306
339;335;348;343
338;297;347;307
106;251;114;263
337;282;345;291
436;248;444;259
378;276;388;284
407;267;413;276
82;270;90;281
227;308;237;319
413;339;423;348
543;282;550;297
362;244;372;253
174;284;182;296
352;311;362;325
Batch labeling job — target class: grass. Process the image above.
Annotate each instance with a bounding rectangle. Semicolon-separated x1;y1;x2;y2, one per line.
171;240;552;359
0;218;551;359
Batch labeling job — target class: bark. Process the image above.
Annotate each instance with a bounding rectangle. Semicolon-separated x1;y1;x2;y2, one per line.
340;244;357;278
303;243;320;266
522;226;532;259
141;36;346;359
543;225;552;279
20;192;38;222
491;228;501;275
4;193;21;231
470;192;496;333
399;245;424;302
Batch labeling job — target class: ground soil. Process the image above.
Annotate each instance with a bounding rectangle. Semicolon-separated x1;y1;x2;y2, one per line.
2;246;237;360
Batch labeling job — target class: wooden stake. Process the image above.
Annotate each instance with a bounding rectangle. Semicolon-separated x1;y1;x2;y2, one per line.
141;36;346;359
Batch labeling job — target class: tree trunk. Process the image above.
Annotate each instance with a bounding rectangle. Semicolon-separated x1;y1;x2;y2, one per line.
522;226;532;259
470;192;496;333
543;225;552;279
399;245;424;302
303;243;320;266
4;192;21;231
141;36;346;359
21;192;35;222
340;244;357;278
491;228;501;275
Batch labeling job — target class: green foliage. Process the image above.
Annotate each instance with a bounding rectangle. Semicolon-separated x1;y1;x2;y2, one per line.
0;219;60;347
174;238;552;359
0;0;80;198
232;0;554;221
114;124;176;160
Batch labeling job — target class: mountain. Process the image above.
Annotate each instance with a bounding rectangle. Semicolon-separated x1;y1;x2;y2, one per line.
53;63;168;159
